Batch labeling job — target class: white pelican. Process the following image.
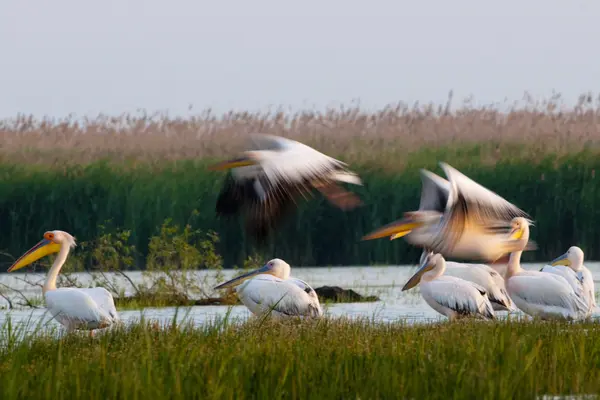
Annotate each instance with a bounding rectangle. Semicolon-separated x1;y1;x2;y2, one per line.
504;218;588;321
402;252;495;321
362;163;535;263
210;134;363;242
542;246;596;316
7;230;120;333
214;258;323;319
419;250;514;312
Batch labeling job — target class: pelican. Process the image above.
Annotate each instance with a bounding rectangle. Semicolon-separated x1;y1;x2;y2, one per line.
210;134;363;242
7;230;120;333
419;250;514;311
504;218;588;321
402;252;495;321
214;258;323;319
362;163;535;263
542;246;596;316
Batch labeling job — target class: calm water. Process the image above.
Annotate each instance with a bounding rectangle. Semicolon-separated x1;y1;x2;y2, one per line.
1;262;599;331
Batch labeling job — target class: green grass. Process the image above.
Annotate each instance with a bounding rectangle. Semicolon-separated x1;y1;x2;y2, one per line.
1;145;600;268
1;317;600;399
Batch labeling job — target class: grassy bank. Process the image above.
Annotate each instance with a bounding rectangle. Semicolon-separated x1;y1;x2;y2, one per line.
1;318;599;399
1;97;600;267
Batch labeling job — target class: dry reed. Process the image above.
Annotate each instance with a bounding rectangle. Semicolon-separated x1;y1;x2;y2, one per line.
1;93;600;168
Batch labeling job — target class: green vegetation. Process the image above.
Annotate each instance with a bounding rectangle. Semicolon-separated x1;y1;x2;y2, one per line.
0;149;599;268
1;97;600;267
0;317;599;399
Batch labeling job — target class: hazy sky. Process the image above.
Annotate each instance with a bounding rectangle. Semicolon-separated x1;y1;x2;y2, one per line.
1;0;598;118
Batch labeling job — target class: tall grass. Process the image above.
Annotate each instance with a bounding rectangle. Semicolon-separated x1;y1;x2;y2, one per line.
0;317;599;399
1;95;600;267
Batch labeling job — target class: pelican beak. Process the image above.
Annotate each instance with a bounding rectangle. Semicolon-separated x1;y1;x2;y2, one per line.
508;226;524;240
361;217;423;241
208;156;257;171
550;252;571;267
402;257;434;291
7;239;62;272
214;264;271;290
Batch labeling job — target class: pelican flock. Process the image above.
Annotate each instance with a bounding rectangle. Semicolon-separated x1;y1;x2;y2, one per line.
5;133;598;333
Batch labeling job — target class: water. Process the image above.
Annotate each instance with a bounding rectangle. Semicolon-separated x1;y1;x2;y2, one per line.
1;262;599;331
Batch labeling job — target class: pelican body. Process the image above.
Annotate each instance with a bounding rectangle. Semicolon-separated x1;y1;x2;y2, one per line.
504;219;588;321
362;163;535;263
402;253;495;321
210;134;363;242
541;246;596;317
419;251;514;311
214;258;322;319
8;230;120;332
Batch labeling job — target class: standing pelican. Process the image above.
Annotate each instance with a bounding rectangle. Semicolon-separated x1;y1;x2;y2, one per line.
419;250;514;311
504;219;588;321
214;258;322;319
402;252;495;321
7;230;120;333
362;163;535;262
210;134;363;242
542;246;596;316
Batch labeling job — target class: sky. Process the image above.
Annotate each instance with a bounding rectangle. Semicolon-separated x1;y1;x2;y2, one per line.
1;0;599;118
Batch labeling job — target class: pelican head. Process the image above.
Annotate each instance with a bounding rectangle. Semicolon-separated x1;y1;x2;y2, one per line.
8;230;76;272
507;217;531;242
402;252;444;291
208;151;261;171
361;211;441;241
550;246;584;272
214;258;291;290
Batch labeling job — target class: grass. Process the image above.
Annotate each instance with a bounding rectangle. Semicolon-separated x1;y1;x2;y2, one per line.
1;316;600;399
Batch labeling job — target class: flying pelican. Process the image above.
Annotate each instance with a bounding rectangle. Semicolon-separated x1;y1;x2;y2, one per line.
362;163;535;263
419;250;514;311
504;218;588;321
401;252;495;321
214;258;323;319
542;246;596;316
210;134;363;242
7;230;120;333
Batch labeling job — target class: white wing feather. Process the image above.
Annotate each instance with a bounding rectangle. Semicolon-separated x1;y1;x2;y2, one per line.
45;288;117;330
418;169;451;212
237;275;322;318
426;276;495;319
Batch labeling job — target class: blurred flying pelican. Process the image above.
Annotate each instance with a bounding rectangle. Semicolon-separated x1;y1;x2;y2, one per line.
419;250;514;312
402;252;495;321
214;258;323;319
541;246;596;316
7;230;120;333
210;134;363;242
362;163;535;262
504;218;588;321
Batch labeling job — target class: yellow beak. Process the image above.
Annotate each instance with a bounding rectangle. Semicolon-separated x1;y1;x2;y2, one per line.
361;218;423;241
208;156;257;171
550;252;571;267
7;239;62;272
402;258;434;291
508;227;524;240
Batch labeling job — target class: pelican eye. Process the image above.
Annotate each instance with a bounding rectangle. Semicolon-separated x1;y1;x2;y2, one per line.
44;233;55;241
304;287;313;294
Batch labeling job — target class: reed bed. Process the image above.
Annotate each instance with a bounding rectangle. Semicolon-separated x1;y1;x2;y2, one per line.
0;316;599;399
1;95;600;267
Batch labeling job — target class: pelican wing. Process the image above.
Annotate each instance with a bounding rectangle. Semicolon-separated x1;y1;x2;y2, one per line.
579;267;597;309
241;276;322;318
509;274;588;314
428;276;495;319
418;169;451;212
444;262;513;311
216;134;362;241
45;288;116;329
441;162;531;224
539;265;585;300
79;287;120;322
